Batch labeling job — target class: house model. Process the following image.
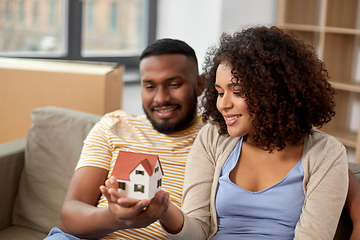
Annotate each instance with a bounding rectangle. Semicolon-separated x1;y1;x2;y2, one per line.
111;150;164;200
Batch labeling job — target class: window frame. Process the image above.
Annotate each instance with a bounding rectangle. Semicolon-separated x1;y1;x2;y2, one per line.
118;181;126;190
134;184;145;193
157;178;162;188
0;0;157;70
135;170;145;175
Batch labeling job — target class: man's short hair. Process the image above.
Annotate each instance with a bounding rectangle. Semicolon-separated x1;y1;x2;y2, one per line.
140;38;198;67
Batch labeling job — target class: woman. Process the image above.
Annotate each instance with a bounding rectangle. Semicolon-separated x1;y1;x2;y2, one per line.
159;26;348;239
103;26;349;239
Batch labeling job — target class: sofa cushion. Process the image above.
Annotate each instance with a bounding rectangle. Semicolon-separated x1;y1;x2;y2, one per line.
0;225;47;240
12;106;101;234
0;138;26;231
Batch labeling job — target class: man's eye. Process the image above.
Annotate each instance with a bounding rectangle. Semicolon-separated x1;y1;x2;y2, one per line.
169;83;181;88
144;84;155;89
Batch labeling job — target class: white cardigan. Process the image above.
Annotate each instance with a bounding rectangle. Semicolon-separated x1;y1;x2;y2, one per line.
164;123;349;240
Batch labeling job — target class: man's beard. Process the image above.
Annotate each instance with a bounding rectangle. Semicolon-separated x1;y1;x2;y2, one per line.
143;92;198;134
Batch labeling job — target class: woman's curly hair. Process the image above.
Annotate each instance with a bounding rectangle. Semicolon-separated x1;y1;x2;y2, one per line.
201;26;336;152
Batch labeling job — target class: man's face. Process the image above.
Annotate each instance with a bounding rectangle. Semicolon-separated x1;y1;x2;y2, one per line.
140;54;200;134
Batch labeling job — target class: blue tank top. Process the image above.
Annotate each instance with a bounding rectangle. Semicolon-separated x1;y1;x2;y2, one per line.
212;138;305;240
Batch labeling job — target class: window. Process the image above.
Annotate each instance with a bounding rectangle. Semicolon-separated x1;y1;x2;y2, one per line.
5;1;11;22
48;1;56;25
82;0;150;60
118;181;126;190
134;184;144;193
0;0;64;55
109;2;117;32
86;1;94;30
154;166;159;173
0;0;157;70
19;0;24;24
135;170;144;175
33;1;38;26
157;179;162;188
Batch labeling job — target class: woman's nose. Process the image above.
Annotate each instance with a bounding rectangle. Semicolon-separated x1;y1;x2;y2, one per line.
217;94;233;111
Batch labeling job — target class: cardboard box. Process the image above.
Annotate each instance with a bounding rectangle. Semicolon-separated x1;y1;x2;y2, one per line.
0;58;123;143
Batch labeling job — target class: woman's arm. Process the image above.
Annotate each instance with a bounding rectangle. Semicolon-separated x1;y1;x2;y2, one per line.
294;140;348;240
160;124;221;240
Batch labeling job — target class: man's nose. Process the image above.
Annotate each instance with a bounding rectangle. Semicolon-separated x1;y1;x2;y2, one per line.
154;87;171;104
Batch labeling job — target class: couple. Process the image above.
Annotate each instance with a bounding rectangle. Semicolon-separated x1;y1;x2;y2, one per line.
46;26;358;240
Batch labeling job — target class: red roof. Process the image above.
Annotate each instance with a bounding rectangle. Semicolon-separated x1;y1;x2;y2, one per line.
111;151;163;181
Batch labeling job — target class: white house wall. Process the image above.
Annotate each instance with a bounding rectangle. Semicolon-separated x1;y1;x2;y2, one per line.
117;162;163;200
148;161;163;199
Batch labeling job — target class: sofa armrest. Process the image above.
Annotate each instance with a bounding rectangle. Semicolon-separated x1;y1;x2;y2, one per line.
348;162;360;181
0;138;26;230
334;162;360;240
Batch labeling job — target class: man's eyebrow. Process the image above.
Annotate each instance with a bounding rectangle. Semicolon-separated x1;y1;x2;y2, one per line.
142;76;182;83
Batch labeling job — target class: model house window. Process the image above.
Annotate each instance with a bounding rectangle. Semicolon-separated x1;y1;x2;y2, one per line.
154;167;159;173
157;179;162;188
118;181;126;190
134;184;144;193
135;170;144;175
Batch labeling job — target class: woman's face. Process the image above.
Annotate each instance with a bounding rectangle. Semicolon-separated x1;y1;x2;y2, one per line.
215;62;254;137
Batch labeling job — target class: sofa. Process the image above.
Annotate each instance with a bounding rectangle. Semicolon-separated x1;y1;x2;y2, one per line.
0;106;358;239
0;106;101;239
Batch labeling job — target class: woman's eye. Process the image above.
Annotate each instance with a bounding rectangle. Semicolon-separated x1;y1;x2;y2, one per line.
234;91;244;97
217;92;224;97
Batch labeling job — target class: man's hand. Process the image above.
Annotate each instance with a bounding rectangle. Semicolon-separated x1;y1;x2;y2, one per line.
100;176;170;229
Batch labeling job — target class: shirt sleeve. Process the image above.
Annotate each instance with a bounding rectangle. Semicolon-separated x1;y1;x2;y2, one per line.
75;117;113;171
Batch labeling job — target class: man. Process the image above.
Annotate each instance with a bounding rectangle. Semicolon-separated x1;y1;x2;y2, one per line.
45;38;205;239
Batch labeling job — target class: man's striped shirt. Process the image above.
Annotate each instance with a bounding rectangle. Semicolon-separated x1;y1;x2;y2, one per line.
76;110;203;239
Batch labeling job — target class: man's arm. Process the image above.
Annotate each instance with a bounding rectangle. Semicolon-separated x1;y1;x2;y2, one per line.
60;166;150;238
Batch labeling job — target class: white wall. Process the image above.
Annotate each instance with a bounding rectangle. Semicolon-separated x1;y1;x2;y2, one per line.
156;0;278;71
156;0;223;72
220;0;278;34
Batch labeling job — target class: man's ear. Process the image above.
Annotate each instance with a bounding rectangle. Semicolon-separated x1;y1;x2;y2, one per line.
196;74;206;97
